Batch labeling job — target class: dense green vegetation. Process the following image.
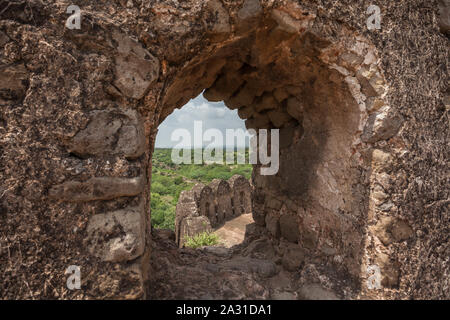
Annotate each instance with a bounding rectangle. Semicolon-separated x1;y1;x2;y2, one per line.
151;148;252;230
184;232;220;249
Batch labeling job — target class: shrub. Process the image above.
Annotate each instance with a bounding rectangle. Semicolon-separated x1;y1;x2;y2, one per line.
151;181;166;195
174;176;183;185
184;232;220;249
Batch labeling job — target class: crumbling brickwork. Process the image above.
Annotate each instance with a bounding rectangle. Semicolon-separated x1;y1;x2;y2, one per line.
209;178;233;222
228;175;252;217
175;176;252;247
0;0;448;299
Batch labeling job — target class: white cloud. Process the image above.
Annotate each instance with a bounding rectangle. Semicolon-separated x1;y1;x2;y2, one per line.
155;94;248;148
216;108;226;118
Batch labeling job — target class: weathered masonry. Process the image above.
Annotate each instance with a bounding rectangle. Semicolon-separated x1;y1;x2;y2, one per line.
0;0;448;300
175;175;252;247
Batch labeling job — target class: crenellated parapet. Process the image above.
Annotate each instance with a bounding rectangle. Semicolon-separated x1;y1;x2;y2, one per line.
175;176;253;247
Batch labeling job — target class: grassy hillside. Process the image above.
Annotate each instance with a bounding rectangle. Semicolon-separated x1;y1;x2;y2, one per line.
151;148;252;230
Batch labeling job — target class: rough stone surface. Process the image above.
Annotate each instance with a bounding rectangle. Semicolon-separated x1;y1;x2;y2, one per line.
179;216;212;247
286;97;304;121
362;107;404;143
1;0;448;301
438;0;450;34
220;256;277;278
192;183;218;227
175;190;199;246
87;206;145;262
0;63;29;102
279;214;299;243
209;178;233;223
267;107;293;128
112;30;160;99
237;0;262;21
49;176;144;202
281;244;305;271
203;0;231;37
372;216;414;246
175;176;252;245
265;213;280;238
298;284;339;300
67;109;145;159
228;175;252;216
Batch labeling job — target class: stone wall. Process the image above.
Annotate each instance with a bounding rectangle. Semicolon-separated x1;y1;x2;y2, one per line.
209;178;233;222
175;176;252;247
228;175;252;217
0;0;448;300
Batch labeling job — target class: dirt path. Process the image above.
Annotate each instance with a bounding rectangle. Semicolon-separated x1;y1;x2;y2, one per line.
213;213;254;248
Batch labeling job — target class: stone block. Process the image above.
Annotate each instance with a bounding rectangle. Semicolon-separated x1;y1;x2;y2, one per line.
265;213;280;238
237;105;255;119
203;0;231;36
281;245;305;271
286;97;304;121
179;216;212;247
0;63;29;101
371;149;392;170
204;70;244;102
298;284;339;300
86;206;145;262
49;176;144;202
254;93;277;112
279;214;299;243
439;0;450;34
271;9;313;33
372;216;413;246
112;30;160;99
237;0;262;21
365;97;385;113
220;256;277;278
268;108;293;128
376;252;400;288
225;83;256;109
68;109;145;159
273;87;289;102
245;112;271;129
362;106;403;143
265;197;282;210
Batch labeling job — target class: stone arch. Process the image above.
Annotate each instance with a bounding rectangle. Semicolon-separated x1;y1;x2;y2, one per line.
151;2;407;294
174;189;213;248
209;178;233;224
228;175;253;217
191;183;217;227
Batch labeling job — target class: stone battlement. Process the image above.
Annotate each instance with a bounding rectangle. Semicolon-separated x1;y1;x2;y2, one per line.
175;175;252;247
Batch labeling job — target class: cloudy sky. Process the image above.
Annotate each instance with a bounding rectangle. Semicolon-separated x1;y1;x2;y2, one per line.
155;94;248;148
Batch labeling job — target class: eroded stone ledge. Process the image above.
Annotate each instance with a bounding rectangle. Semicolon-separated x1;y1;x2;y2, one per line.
49;176;144;202
67;109;146;159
